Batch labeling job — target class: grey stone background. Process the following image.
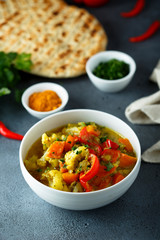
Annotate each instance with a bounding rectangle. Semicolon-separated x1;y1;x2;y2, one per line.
0;0;160;239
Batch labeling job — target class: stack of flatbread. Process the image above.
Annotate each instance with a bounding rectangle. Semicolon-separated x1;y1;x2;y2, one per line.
0;0;107;78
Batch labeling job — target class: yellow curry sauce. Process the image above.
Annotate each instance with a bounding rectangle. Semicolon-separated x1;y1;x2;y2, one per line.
24;122;137;192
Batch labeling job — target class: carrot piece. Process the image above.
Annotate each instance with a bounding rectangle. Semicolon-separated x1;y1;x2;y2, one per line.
65;135;75;152
59;161;68;173
119;153;137;168
118;138;133;152
62;172;79;184
47;141;65;158
113;173;125;184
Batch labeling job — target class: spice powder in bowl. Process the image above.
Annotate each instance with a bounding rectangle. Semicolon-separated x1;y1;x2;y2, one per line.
29;90;62;112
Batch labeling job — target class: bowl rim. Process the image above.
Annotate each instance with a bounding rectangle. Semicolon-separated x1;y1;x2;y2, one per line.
19;109;141;196
21;82;69;114
86;50;136;83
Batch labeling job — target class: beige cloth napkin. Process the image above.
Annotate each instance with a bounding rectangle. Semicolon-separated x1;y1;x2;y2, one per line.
141;141;160;163
125;60;160;163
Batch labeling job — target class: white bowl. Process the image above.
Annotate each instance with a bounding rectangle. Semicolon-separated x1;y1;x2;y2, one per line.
21;82;69;119
86;51;136;92
19;109;141;210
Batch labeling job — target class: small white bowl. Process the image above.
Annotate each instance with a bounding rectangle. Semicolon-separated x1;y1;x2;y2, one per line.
21;82;69;119
86;51;136;92
19;109;141;210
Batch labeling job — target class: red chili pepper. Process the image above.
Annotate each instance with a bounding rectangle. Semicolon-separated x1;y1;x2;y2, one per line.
121;0;145;18
0;121;23;140
79;153;100;182
129;20;160;42
73;0;108;7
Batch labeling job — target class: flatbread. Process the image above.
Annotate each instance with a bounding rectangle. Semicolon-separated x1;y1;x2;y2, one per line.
0;0;108;78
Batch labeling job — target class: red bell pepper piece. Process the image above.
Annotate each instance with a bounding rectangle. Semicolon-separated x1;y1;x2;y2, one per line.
47;141;65;159
79;126;92;144
79;176;93;192
102;139;119;150
79;126;100;144
129;20;160;42
121;0;145;18
88;143;102;156
101;149;121;163
0;121;23;140
79;153;100;182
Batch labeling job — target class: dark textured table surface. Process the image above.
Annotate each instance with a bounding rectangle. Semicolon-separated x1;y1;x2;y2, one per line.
0;0;160;239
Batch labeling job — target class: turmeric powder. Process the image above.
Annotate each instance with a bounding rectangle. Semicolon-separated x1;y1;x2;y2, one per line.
29;90;62;112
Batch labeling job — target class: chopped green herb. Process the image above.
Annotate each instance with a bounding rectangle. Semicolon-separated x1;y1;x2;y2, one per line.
100;136;107;143
59;159;65;163
93;59;129;80
68;141;72;144
37;168;42;172
63;163;67;169
44;167;50;173
85;122;91;126
72;146;77;151
104;162;114;171
84;144;89;148
76;150;82;155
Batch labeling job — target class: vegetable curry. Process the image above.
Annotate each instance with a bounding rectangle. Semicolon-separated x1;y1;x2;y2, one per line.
24;122;137;192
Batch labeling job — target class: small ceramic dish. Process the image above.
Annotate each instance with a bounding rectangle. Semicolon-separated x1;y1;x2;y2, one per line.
86;51;136;92
19;109;141;210
21;82;69;119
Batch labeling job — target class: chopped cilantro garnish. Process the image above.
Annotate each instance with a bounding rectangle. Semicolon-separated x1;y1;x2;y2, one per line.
63;164;67;169
76;150;82;155
83;144;89;148
72;146;77;151
85;122;91;126
104;162;114;171
59;159;65;163
37;168;42;172
67;141;72;144
100;136;107;143
44;167;50;173
93;59;129;80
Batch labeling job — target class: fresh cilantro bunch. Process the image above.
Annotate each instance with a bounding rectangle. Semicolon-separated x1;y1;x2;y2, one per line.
0;52;33;98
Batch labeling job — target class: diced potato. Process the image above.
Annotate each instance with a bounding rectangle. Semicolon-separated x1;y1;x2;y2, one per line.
37;158;47;167
42;170;69;191
70;182;83;192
